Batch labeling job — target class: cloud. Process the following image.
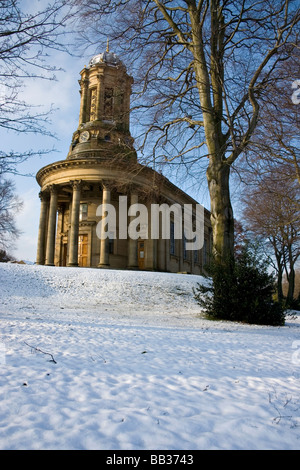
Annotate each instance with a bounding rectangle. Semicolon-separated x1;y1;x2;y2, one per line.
20;51;82;138
13;187;40;262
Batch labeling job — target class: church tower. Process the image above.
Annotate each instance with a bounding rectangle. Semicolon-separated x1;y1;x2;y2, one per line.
36;47;211;272
67;43;135;161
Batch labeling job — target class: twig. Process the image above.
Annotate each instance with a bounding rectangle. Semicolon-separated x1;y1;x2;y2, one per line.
24;341;57;364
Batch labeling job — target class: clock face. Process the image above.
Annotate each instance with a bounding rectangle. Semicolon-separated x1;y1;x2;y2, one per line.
79;130;90;143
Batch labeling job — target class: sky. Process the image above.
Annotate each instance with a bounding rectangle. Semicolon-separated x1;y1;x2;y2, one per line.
2;48;83;261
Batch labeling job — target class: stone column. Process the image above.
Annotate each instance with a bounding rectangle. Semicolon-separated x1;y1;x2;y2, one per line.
98;185;111;267
79;75;89;124
127;193;139;269
68;180;81;267
36;191;49;265
45;185;58;266
55;205;64;266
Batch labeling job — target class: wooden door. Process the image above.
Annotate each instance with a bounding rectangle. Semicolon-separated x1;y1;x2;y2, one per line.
78;235;88;267
138;240;145;270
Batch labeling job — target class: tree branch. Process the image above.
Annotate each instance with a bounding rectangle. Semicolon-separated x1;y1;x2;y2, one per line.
24;341;57;364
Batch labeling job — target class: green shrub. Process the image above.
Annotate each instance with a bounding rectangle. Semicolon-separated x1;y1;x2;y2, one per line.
194;245;285;326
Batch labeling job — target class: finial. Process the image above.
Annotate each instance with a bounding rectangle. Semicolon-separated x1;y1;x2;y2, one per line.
106;38;109;53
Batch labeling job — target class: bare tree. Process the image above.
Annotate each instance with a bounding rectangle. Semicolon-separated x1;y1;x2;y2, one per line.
242;171;300;305
0;0;75;175
0;177;23;250
240;56;300;187
73;0;300;265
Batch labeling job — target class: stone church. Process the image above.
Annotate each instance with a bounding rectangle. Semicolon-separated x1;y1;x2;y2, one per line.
36;47;212;273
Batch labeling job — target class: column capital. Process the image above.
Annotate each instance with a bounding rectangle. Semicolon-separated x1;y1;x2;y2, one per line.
39;191;49;202
70;180;82;190
100;180;111;190
47;184;58;195
79;77;89;88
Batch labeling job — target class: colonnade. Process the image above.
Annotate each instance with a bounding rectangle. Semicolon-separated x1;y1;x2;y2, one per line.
36;180;209;272
36;180;139;269
36;185;58;267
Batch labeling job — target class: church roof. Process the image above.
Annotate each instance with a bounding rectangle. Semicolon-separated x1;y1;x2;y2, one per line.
88;40;124;68
88;51;123;67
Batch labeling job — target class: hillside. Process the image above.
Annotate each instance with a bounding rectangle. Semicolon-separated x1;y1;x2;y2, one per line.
0;262;299;450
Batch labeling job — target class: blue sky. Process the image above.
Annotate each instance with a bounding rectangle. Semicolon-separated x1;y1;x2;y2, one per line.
2;48;84;261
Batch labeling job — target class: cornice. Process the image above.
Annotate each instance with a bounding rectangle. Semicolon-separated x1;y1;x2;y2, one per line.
36;158;106;184
36;158;211;217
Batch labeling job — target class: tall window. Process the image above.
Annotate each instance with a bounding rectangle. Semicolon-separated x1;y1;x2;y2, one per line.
183;236;191;261
79;203;88;221
109;238;114;254
170;221;175;255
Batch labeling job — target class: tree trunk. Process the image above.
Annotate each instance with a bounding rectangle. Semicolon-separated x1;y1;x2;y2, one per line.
273;247;284;302
277;266;284;303
286;266;295;304
207;160;234;264
285;242;296;304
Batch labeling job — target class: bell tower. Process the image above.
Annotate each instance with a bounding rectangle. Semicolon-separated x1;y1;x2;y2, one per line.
67;45;136;161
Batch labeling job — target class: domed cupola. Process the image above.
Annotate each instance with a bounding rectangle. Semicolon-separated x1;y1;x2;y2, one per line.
88;40;124;68
67;43;135;162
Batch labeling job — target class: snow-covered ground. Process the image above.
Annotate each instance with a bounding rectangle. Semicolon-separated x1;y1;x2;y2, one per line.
0;262;299;450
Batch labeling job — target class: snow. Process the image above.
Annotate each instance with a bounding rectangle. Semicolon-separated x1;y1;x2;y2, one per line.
0;262;299;450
